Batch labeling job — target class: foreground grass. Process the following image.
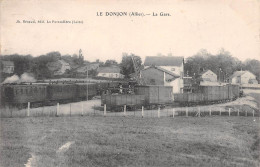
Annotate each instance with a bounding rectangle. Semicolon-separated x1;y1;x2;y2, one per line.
0;116;259;167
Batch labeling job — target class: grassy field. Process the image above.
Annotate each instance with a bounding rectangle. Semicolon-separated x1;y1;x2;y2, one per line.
0;116;259;167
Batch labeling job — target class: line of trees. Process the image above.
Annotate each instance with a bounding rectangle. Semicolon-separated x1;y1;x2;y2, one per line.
185;49;260;83
1;49;259;82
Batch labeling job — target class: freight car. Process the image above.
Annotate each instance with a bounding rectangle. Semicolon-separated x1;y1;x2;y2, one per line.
101;85;173;110
174;84;240;106
134;85;173;109
101;94;145;111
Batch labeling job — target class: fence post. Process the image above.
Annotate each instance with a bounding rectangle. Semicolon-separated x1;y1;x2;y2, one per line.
228;108;231;116
81;102;83;116
27;102;30;117
253;110;255;117
158;106;160;118
104;104;106;116
70;104;71;117
10;106;13;118
172;108;175;118
56;103;59;116
246;110;247;117
142;106;144;118
220;108;221;116
238;108;240;116
198;107;201;117
186;107;188;117
124;105;126;117
209;107;212;116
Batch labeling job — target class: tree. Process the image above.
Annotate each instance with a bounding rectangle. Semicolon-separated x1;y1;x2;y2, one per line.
185;48;244;82
104;59;118;66
120;53;142;78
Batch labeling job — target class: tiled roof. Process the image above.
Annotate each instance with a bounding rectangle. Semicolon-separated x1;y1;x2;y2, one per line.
144;56;184;66
230;71;255;79
142;66;180;78
199;70;216;76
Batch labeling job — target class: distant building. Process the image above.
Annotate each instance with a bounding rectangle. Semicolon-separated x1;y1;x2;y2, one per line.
1;61;14;74
47;60;71;75
230;70;257;84
97;66;124;78
143;56;184;93
199;70;217;82
76;63;99;73
141;66;181;93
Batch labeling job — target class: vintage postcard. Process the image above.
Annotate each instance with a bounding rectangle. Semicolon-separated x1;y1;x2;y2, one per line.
0;0;259;166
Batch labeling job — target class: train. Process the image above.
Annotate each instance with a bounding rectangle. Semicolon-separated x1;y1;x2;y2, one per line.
1;80;241;110
0;81;123;108
101;84;241;111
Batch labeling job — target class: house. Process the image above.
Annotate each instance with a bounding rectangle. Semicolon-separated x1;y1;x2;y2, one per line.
47;59;71;75
141;66;181;93
76;63;99;73
144;56;184;78
1;61;14;74
97;66;124;78
230;70;257;84
199;70;217;82
143;56;184;93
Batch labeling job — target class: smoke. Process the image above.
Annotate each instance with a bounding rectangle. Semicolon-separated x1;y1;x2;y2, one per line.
2;73;36;84
20;73;36;83
2;75;20;84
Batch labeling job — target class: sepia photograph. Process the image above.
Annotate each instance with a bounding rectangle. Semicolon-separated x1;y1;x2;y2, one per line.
0;0;260;166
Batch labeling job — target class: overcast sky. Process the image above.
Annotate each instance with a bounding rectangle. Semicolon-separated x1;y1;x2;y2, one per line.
1;0;259;62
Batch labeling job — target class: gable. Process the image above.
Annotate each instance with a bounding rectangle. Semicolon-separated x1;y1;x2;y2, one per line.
142;66;179;77
201;70;216;78
241;71;256;78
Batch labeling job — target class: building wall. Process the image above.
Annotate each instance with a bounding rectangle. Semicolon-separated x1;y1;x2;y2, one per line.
201;70;217;82
231;71;256;84
141;67;182;93
141;68;164;85
164;78;182;93
241;72;256;84
3;65;14;74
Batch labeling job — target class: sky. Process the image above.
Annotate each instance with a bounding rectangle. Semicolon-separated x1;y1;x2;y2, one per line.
0;0;259;62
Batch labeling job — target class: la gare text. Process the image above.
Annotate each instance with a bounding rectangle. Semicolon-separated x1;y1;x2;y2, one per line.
96;12;171;17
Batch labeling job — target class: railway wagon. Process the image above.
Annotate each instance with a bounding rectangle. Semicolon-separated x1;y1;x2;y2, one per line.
101;94;145;111
173;93;204;106
174;84;240;106
1;84;47;104
46;84;78;101
135;85;173;108
76;83;97;99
